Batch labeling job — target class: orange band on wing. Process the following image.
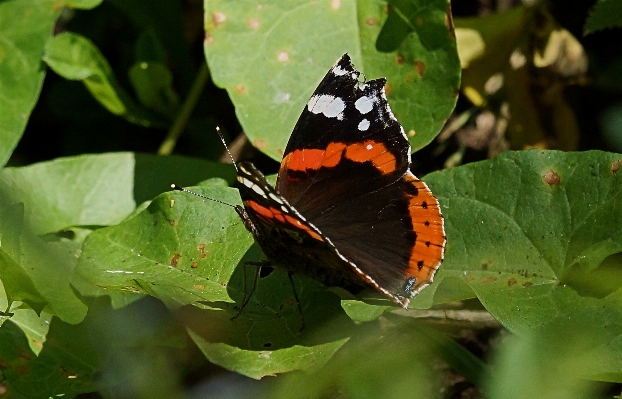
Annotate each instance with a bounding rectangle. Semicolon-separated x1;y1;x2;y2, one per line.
345;140;396;174
402;175;445;289
246;200;324;242
281;141;396;175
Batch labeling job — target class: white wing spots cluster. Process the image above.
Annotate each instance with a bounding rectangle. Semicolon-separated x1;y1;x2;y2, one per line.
238;175;266;196
331;64;348;76
307;94;346;119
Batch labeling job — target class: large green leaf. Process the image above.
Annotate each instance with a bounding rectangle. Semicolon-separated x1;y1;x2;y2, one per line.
77;184;355;377
203;0;459;160
0;153;136;235
424;150;622;328
0;0;59;167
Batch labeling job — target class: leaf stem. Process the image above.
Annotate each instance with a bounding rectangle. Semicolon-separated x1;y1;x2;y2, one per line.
158;62;210;155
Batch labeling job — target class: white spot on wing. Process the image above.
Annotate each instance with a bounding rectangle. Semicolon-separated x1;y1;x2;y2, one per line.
366;143;373;150
307;94;345;119
355;96;374;114
269;193;284;204
332;65;348;76
358;119;370;131
251;184;265;196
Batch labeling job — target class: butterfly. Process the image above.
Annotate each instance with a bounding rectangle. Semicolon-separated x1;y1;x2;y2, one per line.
230;54;446;315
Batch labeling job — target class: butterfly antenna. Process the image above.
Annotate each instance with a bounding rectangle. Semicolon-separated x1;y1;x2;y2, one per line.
216;126;238;172
170;184;236;208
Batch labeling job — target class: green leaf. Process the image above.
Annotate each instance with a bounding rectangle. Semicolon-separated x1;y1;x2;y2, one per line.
0;204;47;316
77;184;357;376
0;152;136;235
0;319;99;398
204;0;459;160
189;331;348;380
8;308;52;356
43;32;165;127
0;199;87;325
128;61;180;117
77;186;252;307
584;0;622;35
0;0;59;167
422;150;622;334
65;0;103;9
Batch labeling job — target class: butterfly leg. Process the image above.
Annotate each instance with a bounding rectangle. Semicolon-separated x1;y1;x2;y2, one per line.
231;260;271;321
287;273;305;333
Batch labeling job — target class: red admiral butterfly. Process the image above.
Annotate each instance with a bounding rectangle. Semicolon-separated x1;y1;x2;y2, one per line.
232;54;446;310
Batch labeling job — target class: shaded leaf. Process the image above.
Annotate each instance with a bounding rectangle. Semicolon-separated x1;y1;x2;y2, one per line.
189;331;348;380
584;0;622;35
43;32;165;127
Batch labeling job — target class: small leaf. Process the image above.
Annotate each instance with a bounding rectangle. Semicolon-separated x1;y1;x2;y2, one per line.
190;331;349;380
43;32;165;127
128;62;180;117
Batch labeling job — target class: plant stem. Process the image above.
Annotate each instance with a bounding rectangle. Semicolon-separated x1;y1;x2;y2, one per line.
158;62;210;155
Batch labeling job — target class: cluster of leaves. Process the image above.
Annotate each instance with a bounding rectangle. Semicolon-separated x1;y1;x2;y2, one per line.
1;0;622;398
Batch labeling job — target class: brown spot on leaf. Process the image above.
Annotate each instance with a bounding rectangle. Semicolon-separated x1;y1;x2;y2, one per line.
395;53;405;64
365;17;376;26
277;51;289;62
481;263;489;271
415;61;425;76
254;139;267;149
287;298;295;306
17;349;33;360
205;32;213;45
235;85;246;95
612;159;621;175
481;276;497;284
168;219;175;226
385;83;392;97
31;339;43;348
212;12;226;27
331;0;341;10
508;278;518;286
247;18;260;30
169;199;175;208
522;282;533;287
198;244;207;258
415;16;423;26
191;262;199;268
16;365;30;375
170;253;180;266
543;170;561;186
0;359;10;370
464;275;474;282
194;285;205;290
